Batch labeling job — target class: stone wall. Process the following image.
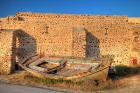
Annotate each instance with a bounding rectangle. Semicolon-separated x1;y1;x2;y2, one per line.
128;19;140;66
0;12;133;67
72;27;86;57
129;18;140;23
0;30;16;74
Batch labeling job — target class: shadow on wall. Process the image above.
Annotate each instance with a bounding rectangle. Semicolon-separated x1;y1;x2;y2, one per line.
85;29;115;64
11;31;17;72
15;30;37;64
85;30;100;58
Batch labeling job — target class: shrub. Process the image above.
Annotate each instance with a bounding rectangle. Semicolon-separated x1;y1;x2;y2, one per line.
115;65;140;76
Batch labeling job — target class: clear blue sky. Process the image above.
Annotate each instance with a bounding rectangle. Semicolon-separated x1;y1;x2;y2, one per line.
0;0;140;17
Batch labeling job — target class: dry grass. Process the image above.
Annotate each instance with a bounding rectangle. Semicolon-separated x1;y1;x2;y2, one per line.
2;66;140;92
23;73;116;91
1;66;140;92
0;71;117;92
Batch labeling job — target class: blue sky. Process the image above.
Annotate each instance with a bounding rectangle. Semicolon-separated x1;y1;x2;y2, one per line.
0;0;140;17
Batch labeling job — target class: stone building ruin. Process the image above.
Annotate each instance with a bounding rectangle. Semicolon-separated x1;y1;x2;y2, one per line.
0;12;140;74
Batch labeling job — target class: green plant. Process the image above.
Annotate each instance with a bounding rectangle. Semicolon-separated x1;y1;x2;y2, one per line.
115;65;140;76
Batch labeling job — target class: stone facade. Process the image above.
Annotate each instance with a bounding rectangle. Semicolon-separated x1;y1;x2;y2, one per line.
0;30;16;74
0;12;139;74
129;18;140;23
128;19;140;66
72;27;86;57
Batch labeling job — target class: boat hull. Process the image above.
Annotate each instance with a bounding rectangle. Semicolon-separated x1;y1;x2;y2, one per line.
18;55;111;81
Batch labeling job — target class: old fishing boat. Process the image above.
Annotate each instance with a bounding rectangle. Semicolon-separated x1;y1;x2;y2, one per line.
18;54;112;81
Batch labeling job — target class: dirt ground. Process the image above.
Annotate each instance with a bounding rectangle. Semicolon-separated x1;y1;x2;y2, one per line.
0;71;140;93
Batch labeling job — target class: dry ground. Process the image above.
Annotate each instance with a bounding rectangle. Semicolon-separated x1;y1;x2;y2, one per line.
0;71;140;93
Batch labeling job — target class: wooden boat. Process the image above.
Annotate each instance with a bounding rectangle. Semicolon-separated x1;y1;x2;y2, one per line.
18;54;112;81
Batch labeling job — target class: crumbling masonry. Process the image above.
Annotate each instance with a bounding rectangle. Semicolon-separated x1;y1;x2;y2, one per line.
0;12;140;74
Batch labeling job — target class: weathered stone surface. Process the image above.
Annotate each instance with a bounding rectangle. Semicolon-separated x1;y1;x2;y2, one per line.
0;30;16;74
0;12;140;74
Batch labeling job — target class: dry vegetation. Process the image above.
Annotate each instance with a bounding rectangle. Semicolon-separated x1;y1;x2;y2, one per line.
0;71;117;92
0;66;140;92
